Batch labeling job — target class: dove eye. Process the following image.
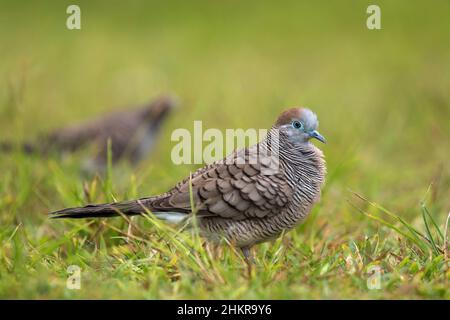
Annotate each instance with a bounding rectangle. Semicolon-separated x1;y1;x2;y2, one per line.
292;120;303;130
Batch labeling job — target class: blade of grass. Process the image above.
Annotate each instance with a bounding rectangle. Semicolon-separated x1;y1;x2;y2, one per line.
420;184;444;242
103;138;114;202
444;212;449;262
420;203;441;255
348;200;427;253
421;202;445;242
350;191;433;250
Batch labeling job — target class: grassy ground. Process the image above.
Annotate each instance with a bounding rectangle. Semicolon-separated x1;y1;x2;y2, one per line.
0;0;449;299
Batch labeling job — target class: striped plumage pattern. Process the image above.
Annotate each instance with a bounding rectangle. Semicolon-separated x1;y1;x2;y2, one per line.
50;107;326;250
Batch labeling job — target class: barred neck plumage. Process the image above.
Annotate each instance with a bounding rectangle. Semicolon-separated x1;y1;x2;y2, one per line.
254;126;327;230
263;126;322;160
258;127;325;182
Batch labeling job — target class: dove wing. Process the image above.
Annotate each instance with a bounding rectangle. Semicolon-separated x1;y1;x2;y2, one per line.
145;147;292;220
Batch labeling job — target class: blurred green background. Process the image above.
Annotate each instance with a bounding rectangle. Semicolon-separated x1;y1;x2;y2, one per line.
0;1;448;299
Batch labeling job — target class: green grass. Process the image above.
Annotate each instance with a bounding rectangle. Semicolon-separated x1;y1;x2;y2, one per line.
0;0;449;299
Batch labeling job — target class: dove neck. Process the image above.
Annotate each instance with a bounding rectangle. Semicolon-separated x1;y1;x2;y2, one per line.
263;127;317;159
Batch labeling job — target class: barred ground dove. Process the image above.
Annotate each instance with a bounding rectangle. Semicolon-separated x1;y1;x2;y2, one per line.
50;107;326;261
1;95;177;171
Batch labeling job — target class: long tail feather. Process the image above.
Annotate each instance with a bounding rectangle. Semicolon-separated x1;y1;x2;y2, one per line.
49;200;148;219
0;141;38;154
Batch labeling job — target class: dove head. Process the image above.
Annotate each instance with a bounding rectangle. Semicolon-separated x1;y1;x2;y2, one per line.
275;107;326;145
143;95;178;121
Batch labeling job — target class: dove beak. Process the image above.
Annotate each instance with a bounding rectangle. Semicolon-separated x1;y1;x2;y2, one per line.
309;130;326;143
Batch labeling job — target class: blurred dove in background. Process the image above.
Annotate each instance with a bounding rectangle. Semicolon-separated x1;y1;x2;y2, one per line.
1;95;178;172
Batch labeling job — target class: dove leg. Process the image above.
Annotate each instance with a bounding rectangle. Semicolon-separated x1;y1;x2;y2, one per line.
241;246;255;277
241;246;254;263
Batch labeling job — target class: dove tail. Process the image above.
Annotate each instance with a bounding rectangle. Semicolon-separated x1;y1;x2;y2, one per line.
49;198;189;224
0;141;38;154
49;200;150;219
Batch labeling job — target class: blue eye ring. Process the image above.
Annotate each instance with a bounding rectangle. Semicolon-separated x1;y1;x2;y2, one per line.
292;120;303;130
